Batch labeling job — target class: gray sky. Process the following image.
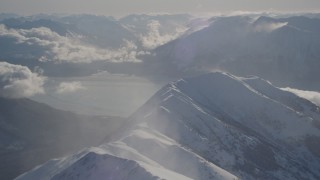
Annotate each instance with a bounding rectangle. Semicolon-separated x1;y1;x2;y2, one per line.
1;0;320;17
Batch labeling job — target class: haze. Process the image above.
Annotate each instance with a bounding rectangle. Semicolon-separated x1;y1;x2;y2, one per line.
1;0;320;16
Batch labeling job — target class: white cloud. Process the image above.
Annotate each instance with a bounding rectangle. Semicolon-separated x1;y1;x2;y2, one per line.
56;81;85;94
254;22;288;32
0;24;142;63
0;61;46;98
140;20;186;49
281;87;320;107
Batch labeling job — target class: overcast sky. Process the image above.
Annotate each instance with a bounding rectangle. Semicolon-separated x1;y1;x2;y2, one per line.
1;0;320;17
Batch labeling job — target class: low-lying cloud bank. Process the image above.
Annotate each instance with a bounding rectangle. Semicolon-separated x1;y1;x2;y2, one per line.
140;20;186;49
281;87;320;107
0;62;46;98
56;81;85;94
0;24;143;63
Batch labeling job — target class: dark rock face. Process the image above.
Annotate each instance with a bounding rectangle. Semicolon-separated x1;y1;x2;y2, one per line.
305;136;320;158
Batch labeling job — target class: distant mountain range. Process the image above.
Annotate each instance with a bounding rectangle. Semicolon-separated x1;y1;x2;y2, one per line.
0;13;191;77
1;13;320;90
148;15;320;89
1;12;320;180
17;72;320;180
0;97;125;180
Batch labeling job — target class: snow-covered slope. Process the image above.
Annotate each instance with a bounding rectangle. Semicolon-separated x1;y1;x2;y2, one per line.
17;72;320;180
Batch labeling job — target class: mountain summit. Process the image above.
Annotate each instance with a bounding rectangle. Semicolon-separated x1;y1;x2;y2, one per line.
17;72;320;180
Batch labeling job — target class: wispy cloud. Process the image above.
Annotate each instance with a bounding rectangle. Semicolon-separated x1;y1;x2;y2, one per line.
0;24;142;63
140;20;186;49
254;22;288;32
0;61;46;98
281;87;320;107
56;81;85;94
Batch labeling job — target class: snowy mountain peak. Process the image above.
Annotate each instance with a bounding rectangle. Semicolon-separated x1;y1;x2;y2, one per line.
254;16;278;24
17;72;320;180
146;72;320;140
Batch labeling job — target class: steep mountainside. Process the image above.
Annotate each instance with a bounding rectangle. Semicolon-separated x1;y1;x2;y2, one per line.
0;98;125;180
17;72;320;180
148;16;320;88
